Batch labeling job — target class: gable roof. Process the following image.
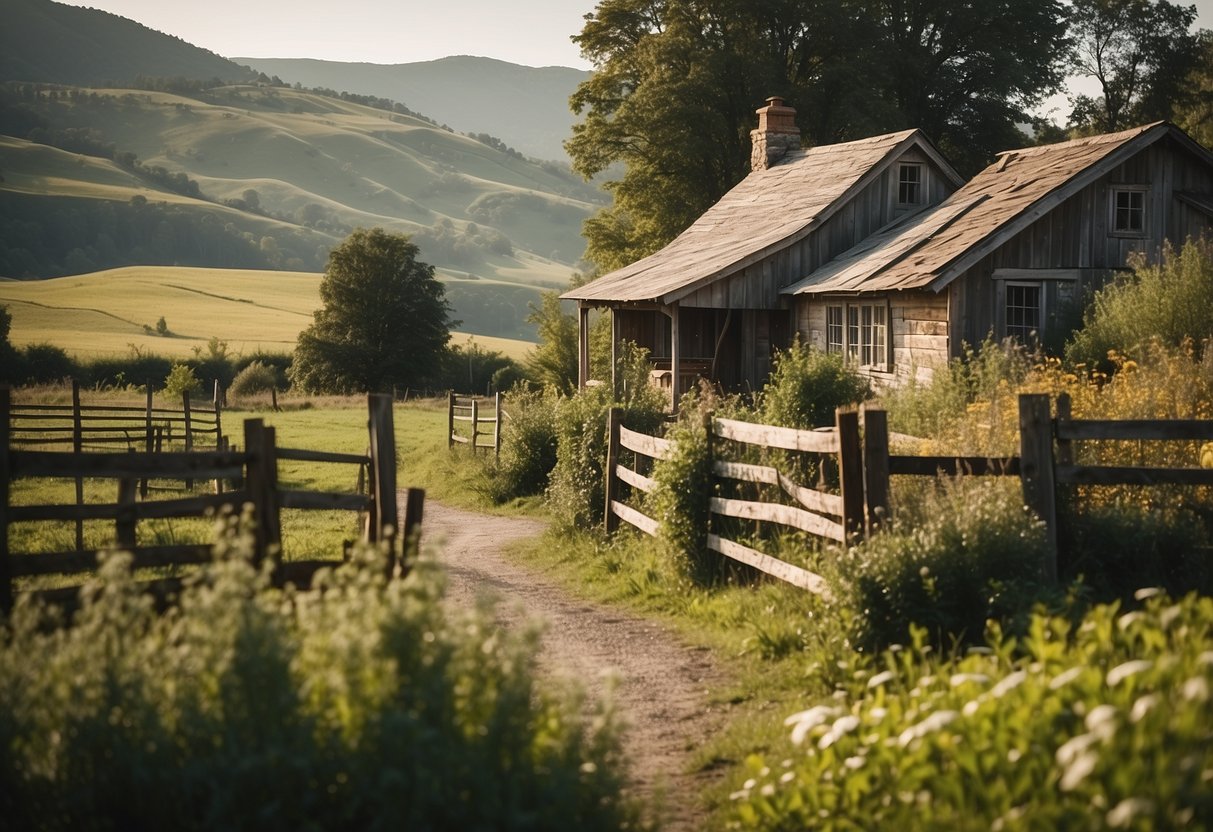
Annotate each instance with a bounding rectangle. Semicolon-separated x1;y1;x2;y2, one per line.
564;129;961;305
785;122;1213;297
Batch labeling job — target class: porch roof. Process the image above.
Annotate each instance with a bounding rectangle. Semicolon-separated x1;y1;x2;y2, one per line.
563;129;952;306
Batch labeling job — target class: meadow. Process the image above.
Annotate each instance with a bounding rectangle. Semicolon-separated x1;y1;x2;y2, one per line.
0;266;536;361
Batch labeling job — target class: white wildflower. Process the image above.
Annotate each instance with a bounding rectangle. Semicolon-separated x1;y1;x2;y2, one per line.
1107;660;1152;686
1130;694;1158;723
867;670;896;689
950;673;990;687
1133;587;1163;601
1049;666;1083;690
818;715;861;749
1182;676;1209;702
992;670;1027;699
785;705;841;746
1084;704;1118;738
1107;797;1154;828
1059;751;1098;791
1056;732;1098;767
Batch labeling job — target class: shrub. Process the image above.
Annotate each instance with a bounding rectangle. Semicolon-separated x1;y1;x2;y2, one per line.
731;591;1213;830
649;389;717;583
162;363;202;398
759;341;871;430
827;479;1056;653
0;519;635;830
1067;238;1213;370
16;343;75;385
483;387;559;503
228;361;279;400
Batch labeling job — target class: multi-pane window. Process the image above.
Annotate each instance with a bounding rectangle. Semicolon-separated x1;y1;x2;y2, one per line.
898;163;923;205
1005;282;1041;342
1112;188;1145;234
826;302;889;370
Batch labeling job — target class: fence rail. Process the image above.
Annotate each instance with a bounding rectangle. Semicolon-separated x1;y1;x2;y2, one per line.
605;393;1213;593
447;392;502;455
1;390;423;614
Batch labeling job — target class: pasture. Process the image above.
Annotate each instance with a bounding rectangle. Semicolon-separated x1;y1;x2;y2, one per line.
0;266;537;360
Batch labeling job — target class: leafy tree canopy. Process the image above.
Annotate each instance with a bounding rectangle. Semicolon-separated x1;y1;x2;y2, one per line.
568;0;1070;272
291;228;454;394
1067;0;1202;133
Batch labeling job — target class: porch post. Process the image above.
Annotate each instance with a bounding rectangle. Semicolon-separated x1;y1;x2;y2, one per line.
670;302;681;413
578;304;590;389
610;307;619;398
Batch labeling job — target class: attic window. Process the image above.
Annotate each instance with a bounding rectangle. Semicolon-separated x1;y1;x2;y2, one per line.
1111;187;1146;235
898;163;923;205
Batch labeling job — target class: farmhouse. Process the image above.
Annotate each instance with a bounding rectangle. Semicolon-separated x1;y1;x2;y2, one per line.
565;102;1213;406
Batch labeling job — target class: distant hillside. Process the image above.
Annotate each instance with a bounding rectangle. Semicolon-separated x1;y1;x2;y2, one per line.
236;56;589;162
0;82;603;340
0;0;256;86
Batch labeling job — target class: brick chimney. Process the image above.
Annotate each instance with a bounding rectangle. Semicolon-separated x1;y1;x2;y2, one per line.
750;96;800;172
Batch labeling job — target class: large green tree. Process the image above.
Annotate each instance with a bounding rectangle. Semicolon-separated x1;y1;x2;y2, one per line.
567;0;1069;273
291;228;454;394
1068;0;1202;133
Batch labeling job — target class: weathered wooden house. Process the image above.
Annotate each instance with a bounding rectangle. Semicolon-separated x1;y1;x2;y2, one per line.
785;121;1213;385
562;98;963;403
565;104;1213;405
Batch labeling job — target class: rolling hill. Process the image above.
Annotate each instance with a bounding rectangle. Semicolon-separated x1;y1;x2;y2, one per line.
234;56;589;162
0;82;603;340
0;0;257;86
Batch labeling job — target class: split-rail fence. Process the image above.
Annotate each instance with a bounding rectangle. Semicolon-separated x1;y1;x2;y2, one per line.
447;391;502;455
605;393;1213;594
0;390;424;613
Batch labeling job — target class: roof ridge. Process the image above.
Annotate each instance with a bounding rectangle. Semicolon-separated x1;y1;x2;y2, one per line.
995;122;1165;158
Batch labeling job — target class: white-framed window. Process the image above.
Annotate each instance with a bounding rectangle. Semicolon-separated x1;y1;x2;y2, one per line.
898;163;923;205
1111;187;1146;235
825;300;890;371
1004;282;1041;342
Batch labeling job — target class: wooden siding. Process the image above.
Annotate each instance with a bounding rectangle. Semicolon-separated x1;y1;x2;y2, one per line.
681;150;957;310
948;135;1213;350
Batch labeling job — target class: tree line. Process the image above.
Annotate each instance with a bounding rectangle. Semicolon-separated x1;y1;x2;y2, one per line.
568;0;1211;273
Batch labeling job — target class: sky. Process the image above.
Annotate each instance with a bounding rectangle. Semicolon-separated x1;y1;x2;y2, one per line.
62;0;1213;120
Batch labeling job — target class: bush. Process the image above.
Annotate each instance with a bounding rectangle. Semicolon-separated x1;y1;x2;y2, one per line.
1067;239;1213;370
828;479;1056;653
228;361;279;400
759;341;871;430
731;591;1213;830
483;387;559;503
649;389;717;583
16;343;75;385
0;519;635;830
162;363;202;398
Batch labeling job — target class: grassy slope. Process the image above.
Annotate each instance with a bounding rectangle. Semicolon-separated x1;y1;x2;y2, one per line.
0;265;537;360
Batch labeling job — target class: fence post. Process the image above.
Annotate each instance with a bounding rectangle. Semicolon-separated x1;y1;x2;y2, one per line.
471;398;480;451
401;487;425;576
1019;394;1059;584
494;392;502;458
836;408;864;541
115;476;137;550
604;406;622;534
182;389;193;490
243;419;281;572
213;390;224;493
447;391;455;450
862;407;891;534
367;394;399;575
71;379;83;552
142;383;153;498
1055;393;1073;467
1;387;12;614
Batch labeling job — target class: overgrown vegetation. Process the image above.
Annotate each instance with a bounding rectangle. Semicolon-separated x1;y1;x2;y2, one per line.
0;518;636;831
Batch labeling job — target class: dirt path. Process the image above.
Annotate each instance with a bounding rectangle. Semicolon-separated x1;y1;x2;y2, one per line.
416;499;726;831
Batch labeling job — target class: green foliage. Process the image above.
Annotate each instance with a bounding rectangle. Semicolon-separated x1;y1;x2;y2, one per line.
0;520;635;830
154;315;168;335
731;591;1213;830
827;479;1055;653
437;340;517;395
649;391;717;584
881;337;1032;439
228;361;278;400
0;305;19;384
291;228;454;394
162;362;202;398
482;387;560;504
1067;0;1201;133
759;342;871;430
1066;240;1213;369
569;0;1069;270
525;291;578;396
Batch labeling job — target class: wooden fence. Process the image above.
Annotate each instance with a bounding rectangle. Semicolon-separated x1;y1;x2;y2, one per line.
605;394;1213;593
0;390;424;613
447;392;502;456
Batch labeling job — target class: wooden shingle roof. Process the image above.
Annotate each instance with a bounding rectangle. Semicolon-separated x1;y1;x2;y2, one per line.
785;122;1211;296
564;129;951;305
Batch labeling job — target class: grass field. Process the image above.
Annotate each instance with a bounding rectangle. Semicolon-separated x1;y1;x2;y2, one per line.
0;266;538;361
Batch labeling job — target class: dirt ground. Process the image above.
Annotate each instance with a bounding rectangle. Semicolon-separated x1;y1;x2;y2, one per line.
417;499;728;831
